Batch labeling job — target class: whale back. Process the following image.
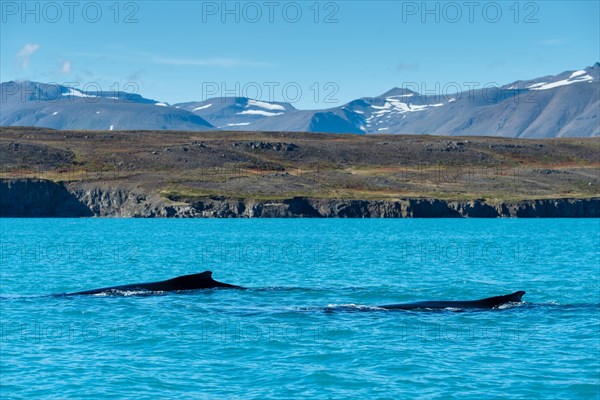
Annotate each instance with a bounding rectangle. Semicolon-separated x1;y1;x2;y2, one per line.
164;271;240;290
380;290;526;310
67;270;241;295
471;291;526;308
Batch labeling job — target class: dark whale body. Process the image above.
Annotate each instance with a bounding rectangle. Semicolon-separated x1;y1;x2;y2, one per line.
379;291;526;310
66;272;525;311
68;271;241;295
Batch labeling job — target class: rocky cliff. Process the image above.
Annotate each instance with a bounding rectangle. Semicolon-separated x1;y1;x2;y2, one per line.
1;179;598;218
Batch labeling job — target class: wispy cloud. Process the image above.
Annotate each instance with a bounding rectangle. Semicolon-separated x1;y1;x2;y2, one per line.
60;60;72;74
149;56;273;68
539;38;565;46
127;69;145;81
397;62;418;71
16;43;40;68
67;50;273;68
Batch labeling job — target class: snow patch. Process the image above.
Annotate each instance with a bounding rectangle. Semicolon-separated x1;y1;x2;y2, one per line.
386;94;414;99
52;111;58;116
527;74;593;90
374;108;391;115
365;98;446;129
61;88;117;99
109;125;114;131
371;103;391;110
155;102;168;107
408;104;428;111
526;82;548;89
193;104;212;111
569;70;586;79
247;99;286;111
237;110;283;117
371;99;443;114
378;127;389;131
226;122;251;126
62;88;97;98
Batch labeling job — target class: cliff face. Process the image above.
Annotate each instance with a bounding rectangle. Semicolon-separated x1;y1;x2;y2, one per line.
0;179;598;218
0;179;93;217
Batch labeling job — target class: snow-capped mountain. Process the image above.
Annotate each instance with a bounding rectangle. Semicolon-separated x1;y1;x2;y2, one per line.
0;81;214;131
175;97;365;134
334;63;598;137
342;87;448;133
1;64;598;137
175;97;295;129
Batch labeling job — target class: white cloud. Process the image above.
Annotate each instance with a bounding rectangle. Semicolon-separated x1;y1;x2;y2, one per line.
60;60;72;74
16;43;40;68
150;56;272;68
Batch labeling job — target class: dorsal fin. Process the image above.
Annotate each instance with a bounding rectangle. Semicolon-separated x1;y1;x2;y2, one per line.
479;290;526;301
66;270;240;295
506;290;526;302
177;271;212;279
476;290;526;307
166;271;213;283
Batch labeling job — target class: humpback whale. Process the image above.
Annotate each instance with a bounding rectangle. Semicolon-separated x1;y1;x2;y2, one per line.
379;291;526;310
67;271;242;295
66;271;525;311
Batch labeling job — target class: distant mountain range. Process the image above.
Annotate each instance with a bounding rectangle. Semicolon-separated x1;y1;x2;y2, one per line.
1;63;598;137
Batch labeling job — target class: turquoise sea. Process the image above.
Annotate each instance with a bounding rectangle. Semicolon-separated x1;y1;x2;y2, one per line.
1;219;599;399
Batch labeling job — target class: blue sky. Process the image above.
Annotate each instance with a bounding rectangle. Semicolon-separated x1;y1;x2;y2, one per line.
2;1;598;109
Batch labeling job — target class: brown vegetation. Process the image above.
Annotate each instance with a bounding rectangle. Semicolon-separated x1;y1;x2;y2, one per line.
1;126;598;203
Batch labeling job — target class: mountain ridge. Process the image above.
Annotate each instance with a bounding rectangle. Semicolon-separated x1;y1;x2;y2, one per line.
2;63;598;137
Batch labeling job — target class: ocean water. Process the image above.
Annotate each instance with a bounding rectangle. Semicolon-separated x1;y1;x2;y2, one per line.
0;219;599;399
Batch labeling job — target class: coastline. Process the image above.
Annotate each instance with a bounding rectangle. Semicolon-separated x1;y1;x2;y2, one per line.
1;128;598;217
1;179;598;218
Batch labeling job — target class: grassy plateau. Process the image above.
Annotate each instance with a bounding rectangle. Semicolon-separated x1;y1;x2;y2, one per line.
1;127;598;203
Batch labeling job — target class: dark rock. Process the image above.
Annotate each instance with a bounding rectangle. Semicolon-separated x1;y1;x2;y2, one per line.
0;179;92;217
1;179;598;218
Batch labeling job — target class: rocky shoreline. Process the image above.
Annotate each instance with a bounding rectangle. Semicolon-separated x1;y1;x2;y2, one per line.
1;179;598;218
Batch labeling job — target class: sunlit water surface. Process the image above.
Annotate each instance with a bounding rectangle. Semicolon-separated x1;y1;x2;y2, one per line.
1;219;598;399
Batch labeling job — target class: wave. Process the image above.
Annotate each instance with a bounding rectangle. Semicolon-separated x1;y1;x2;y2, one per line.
2;291;599;314
325;303;388;312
